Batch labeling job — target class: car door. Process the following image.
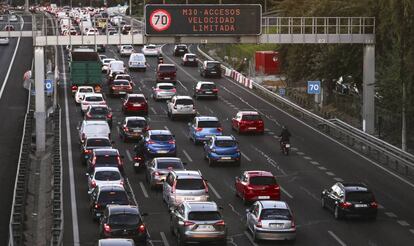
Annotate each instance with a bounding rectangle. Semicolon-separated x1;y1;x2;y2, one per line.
87;172;93;190
327;185;340;210
247;204;259;231
147;159;155;180
189;118;197;138
235;173;245;195
163;173;173;202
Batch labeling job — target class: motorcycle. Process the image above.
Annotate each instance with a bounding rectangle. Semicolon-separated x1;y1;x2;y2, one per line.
158;57;164;64
133;144;146;173
280;141;290;155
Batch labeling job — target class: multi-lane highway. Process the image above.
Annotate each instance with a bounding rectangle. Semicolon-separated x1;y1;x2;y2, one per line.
0;14;33;244
58;41;414;246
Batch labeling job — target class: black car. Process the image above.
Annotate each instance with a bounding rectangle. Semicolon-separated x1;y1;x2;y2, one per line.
87;149;124;174
99;205;147;243
97;44;106;52
89;185;130;221
84;105;113;127
193;81;218;99
118;116;149;142
200;61;222;78
80;137;113;164
321;182;378;220
173;44;188;56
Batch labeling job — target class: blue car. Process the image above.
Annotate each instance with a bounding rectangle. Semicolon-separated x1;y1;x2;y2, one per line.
203;135;241;166
143;130;176;157
189;116;223;144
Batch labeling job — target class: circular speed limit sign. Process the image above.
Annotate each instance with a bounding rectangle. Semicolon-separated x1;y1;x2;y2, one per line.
149;9;172;32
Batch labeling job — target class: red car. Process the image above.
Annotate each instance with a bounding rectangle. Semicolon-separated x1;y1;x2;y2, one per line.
109;79;133;96
231;111;264;134
235;170;280;203
122;94;148;115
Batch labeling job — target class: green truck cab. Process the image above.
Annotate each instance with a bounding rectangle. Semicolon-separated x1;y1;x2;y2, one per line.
69;47;102;95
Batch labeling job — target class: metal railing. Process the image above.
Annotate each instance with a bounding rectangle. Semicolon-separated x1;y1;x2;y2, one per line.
8;83;34;246
196;45;414;179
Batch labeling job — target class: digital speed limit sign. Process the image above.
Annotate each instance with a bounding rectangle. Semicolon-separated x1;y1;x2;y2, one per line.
149;9;172;32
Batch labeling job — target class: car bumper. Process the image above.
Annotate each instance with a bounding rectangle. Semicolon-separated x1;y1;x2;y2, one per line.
208;152;241;162
124;131;143;139
129;64;146;69
341;208;377;218
183;231;227;242
111;90;132;95
183;61;198;66
171;195;209;207
147;148;176;156
154;92;175;99
255;229;296;241
240;126;264;133
195;92;217;97
245;194;280;202
0;39;9;45
157;77;176;82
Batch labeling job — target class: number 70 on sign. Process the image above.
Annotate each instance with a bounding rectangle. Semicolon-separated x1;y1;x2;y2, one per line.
307;81;321;94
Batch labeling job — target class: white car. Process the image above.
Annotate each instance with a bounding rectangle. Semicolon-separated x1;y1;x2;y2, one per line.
128;53;146;71
74;86;94;104
80;93;106;113
0;37;9;45
78;120;111;144
119;45;134;57
101;58;115;73
9;15;18;22
85;28;98;36
0;16;4;21
152;83;176;101
141;44;159;56
87;167;124;194
167;95;197;120
107;60;125;78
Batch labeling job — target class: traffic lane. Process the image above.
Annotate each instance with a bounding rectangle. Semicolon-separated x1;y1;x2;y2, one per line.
166;44;414;225
0;38;18;87
160;46;414;245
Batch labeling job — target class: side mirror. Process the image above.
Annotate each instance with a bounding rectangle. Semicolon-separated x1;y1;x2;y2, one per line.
85;173;90;177
76;126;80;130
182;162;188;165
187;122;191;126
141;212;149;217
120;155;125;159
178;220;184;226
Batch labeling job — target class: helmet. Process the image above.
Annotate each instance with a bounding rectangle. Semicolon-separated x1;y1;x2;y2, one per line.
282;125;287;130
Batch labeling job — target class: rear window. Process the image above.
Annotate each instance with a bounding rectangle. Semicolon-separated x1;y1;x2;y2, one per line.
86;138;111;147
207;62;220;69
123;46;133;50
95;155;118;164
242;115;262;121
126;120;147;128
116;75;131;81
127;97;145;103
215;140;236;147
188;211;221;221
90;107;109;114
113;80;130;86
176;99;193;105
197;121;220;128
159;85;175;90
186;55;196;59
159;66;176;72
175;178;205;190
98;190;128;204
200;84;216;89
109;214;139;225
249;176;277;186
157;160;183;169
95;171;121;181
346;191;375;203
79;88;93;93
132;55;145;61
260;209;292;220
177;45;187;49
85;96;103;102
150;134;173;141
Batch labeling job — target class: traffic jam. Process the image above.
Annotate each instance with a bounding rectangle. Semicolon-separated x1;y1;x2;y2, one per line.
49;5;380;246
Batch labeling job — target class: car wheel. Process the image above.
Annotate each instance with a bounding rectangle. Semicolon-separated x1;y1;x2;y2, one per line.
204;152;208;160
234;159;241;167
334;206;342;220
218;239;227;246
321;197;326;209
208;158;215;167
170;114;175;121
177;232;186;246
170;219;175;234
252;230;259;243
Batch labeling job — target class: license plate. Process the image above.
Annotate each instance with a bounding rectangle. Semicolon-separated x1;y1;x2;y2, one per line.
133;129;141;133
270;223;284;228
164;77;170;80
354;204;368;208
96;213;101;217
211;71;217;73
133;103;141;107
158;150;168;154
221;157;231;160
134;162;140;167
198;225;214;230
184;197;194;201
285;144;290;148
188;59;194;61
258;196;270;199
248;127;256;130
205;91;213;94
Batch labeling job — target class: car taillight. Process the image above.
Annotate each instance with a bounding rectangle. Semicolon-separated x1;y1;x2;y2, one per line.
196;89;200;92
86;112;91;118
111;86;116;90
138;224;146;233
147;140;155;144
154;171;160;176
81;133;86;140
84;149;92;154
120;180;124;186
258;120;264;125
94;204;100;209
184;221;195;227
155;88;161;92
71;85;78;91
117;156;122;165
91;156;97;166
370;201;378;208
217;127;223;131
91;180;97;188
123;126;129;132
215;220;225;226
196;128;202;132
168;140;175;144
171;88;176;92
212;88;218;92
133;156;142;161
256;220;262;228
203;180;209;193
274;185;280;190
100;101;106;105
107;113;112;118
104;223;111;233
145;126;150;131
171;181;176;193
339;201;352;209
291;220;296;228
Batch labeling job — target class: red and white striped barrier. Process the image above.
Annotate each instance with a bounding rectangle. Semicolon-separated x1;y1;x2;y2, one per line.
225;68;253;89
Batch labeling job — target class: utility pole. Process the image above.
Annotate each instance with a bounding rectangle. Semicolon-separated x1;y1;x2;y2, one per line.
34;47;46;154
25;0;29;13
129;0;132;16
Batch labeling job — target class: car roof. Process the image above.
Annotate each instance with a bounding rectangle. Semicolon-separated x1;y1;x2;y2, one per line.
158;63;176;67
107;205;139;215
259;200;289;210
98;184;125;191
148;130;172;135
94;166;120;173
83;120;108;126
196;116;219;121
184;53;196;56
88;104;108;109
83;93;103;97
173;170;202;179
98;238;135;246
127;93;145;98
245;170;274;177
174;95;193;100
341;183;370;192
154;157;182;162
93;148;119;155
156;83;175;87
184;201;218;212
85;136;110;141
238;111;259;115
77;86;94;89
125;116;146;121
197;81;215;85
205;60;220;63
214;135;235;141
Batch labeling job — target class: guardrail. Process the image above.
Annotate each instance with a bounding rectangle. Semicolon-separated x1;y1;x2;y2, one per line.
196;45;414;179
51;105;63;246
8;83;34;246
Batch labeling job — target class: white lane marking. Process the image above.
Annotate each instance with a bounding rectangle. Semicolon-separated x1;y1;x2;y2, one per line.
310;161;320;165
61;46;80;245
303;156;312;160
176;79;189;92
182;149;193;162
318;166;327;170
280;187;294;199
296;151;305;155
333;177;344;182
397;220;410;226
207;183;222;199
268;131;275;135
139;181;149;198
0;16;24;101
326;172;335;176
409;229;414;235
241;152;251;162
160;232;170;246
150;106;157;114
228;203;242;218
291;147;298;151
299;186;319;202
251;145;287;176
243;231;258;246
385;212;397;218
126;149;133;161
164;125;170;131
219;69;414;190
328;230;347;246
162;108;168;114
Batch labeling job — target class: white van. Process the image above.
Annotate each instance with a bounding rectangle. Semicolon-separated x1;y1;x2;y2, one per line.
108;60;125;78
128;53;146;71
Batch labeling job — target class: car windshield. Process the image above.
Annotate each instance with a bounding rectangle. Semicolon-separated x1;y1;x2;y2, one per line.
159;66;176;72
159;85;174;90
150;134;173;141
241;115;261;121
123;46;133;50
176;99;193;105
188;211;221;221
79;88;93;93
127;97;145;103
175;178;205;190
109;214;139;225
95;171;120;181
116;75;130;81
132;55;145;61
207;62;220;69
84;125;108;133
90;107;109;115
249;176;277;186
215;140;236;147
98;191;128;204
126;120;147;128
111;63;124;70
113;80;130;86
87;138;111;147
260;209;292;220
146;45;156;49
95;155;118;164
186;55;196;59
197;121;220;128
157;160;183;169
85;96;103;102
200;84;216;89
346;191;375;203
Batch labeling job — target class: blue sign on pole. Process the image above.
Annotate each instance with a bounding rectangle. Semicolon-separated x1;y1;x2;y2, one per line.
45;79;53;94
307;81;321;94
279;88;286;96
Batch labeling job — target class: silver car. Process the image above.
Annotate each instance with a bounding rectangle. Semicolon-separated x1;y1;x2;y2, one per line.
170;201;227;245
246;200;296;242
152;83;176;101
162;170;209;209
86;167;124;194
146;157;185;188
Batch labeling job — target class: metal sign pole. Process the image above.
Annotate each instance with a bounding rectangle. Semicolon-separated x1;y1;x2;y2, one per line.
362;45;375;134
34;47;46;153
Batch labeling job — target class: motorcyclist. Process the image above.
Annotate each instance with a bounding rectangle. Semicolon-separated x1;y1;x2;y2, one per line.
279;126;291;149
157;53;164;64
